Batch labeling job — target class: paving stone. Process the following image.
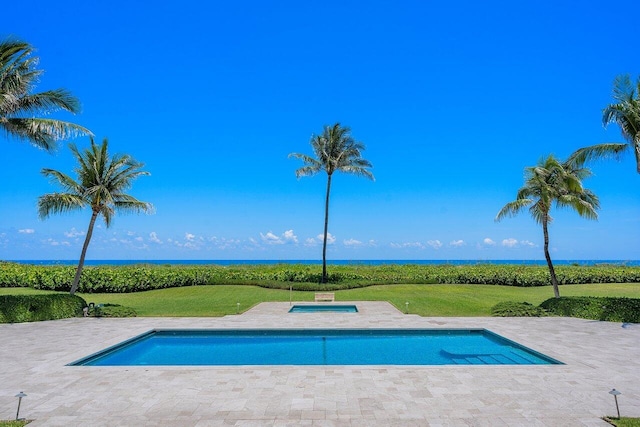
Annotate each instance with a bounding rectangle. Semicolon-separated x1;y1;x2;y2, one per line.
1;301;638;426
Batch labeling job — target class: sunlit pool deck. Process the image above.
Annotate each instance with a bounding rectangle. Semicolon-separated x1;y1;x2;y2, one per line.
1;301;639;426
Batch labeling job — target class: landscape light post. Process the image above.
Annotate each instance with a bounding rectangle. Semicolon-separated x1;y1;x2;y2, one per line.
15;391;26;420
609;389;621;418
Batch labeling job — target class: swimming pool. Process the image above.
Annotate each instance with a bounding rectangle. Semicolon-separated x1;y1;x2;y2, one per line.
70;329;561;366
289;304;358;313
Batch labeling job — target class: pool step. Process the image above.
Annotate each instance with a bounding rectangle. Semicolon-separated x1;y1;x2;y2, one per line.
440;349;537;365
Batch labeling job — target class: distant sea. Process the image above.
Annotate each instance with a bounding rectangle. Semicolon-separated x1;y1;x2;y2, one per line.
7;259;640;266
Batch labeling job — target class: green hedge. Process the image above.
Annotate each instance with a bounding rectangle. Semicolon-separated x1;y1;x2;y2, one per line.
1;262;639;293
540;296;640;323
0;294;87;323
491;301;548;317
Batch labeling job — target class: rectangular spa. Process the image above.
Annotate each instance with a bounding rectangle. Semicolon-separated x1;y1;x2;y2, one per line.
289;304;358;313
69;329;562;366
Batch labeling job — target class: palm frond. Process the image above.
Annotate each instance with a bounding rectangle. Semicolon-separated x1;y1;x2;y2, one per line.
1;118;92;150
41;168;82;194
566;143;628;168
9;89;82;115
495;199;533;222
37;193;85;219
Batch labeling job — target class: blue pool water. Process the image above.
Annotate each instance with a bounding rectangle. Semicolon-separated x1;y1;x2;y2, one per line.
289;305;358;313
70;329;561;366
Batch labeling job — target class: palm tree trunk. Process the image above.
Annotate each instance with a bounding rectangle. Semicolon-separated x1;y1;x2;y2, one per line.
321;174;332;283
69;210;98;295
542;218;560;298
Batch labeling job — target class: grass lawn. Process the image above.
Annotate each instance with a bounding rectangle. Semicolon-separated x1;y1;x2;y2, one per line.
2;283;639;317
605;418;640;427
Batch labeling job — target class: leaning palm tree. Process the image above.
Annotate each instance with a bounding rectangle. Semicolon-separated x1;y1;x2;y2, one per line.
0;37;91;151
290;123;374;283
496;155;599;298
568;74;640;172
38;138;153;295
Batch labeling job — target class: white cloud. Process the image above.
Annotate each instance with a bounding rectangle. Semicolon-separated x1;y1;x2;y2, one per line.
18;229;35;234
521;240;536;247
135;236;143;242
502;238;519;247
368;240;377;247
343;238;362;246
391;241;426;249
261;231;284;244
304;238;318;247
149;232;162;244
185;233;195;241
63;227;83;238
260;230;299;245
283;229;298;244
450;240;465;247
483;238;496;246
44;238;70;247
317;233;336;244
427;240;442;249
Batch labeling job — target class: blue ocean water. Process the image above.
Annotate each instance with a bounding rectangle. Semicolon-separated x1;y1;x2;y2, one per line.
70;329;561;366
8;259;639;266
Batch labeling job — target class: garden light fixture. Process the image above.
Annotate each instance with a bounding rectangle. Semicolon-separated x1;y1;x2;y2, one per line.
609;388;621;418
15;391;26;420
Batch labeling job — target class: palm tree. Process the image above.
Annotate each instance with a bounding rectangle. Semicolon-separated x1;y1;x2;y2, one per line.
0;37;91;151
289;123;374;283
38;138;153;295
495;155;599;298
568;74;640;172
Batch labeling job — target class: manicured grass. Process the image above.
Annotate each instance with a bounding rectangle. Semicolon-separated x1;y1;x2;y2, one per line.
605;418;640;427
0;421;30;426
2;283;638;317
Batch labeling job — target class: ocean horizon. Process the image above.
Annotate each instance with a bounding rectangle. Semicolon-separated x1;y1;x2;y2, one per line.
5;259;639;267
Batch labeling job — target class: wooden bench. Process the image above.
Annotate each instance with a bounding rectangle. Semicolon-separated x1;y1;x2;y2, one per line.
314;292;335;302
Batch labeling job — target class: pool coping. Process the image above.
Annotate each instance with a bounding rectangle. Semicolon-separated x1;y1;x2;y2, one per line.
1;301;639;426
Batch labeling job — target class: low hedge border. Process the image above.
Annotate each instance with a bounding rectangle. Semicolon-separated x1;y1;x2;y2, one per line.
1;262;640;293
540;296;640;323
492;296;640;323
0;294;86;323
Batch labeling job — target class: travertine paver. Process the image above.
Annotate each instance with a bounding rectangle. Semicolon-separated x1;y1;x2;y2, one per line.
0;301;638;426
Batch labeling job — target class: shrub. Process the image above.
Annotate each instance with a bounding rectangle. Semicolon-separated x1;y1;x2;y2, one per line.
491;301;548;317
90;303;136;318
1;263;639;293
0;294;86;323
540;296;640;323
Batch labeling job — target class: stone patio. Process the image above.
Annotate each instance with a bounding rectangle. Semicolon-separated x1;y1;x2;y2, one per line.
0;301;638;426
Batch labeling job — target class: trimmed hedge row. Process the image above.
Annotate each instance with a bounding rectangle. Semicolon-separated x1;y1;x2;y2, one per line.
0;294;86;323
540;296;640;323
1;262;639;293
490;301;549;317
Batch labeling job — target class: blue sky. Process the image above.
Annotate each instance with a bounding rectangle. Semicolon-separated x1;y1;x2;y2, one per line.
1;0;639;261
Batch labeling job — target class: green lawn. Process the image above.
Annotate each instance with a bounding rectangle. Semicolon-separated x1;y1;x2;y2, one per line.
2;283;639;317
606;418;640;427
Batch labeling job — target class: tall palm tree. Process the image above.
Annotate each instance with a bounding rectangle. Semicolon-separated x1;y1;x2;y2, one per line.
495;155;599;298
568;74;640;172
38;138;153;295
0;37;91;151
290;123;374;283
